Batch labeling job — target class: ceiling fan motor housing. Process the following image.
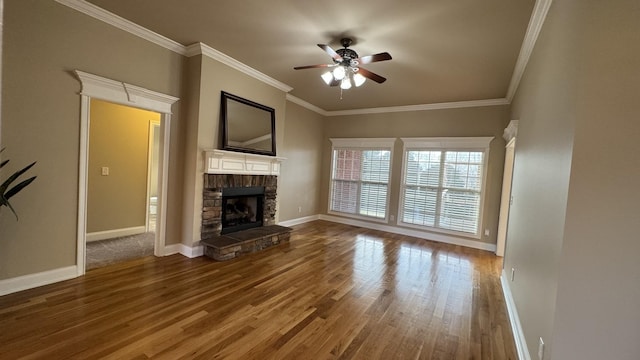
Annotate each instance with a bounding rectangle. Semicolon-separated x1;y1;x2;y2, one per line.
336;48;359;67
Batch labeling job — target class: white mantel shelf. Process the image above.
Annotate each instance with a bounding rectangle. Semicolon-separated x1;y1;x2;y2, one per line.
204;149;286;176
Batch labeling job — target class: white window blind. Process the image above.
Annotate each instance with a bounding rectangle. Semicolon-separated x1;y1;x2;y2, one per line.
400;137;492;237
329;139;393;220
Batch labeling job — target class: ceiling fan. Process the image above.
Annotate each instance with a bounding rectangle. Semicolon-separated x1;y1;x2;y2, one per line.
294;38;392;90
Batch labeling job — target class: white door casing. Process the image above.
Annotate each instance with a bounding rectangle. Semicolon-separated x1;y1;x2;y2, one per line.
496;120;518;257
75;70;178;275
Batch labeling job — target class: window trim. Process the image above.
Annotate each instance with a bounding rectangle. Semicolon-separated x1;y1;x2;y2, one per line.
328;138;395;223
398;137;493;239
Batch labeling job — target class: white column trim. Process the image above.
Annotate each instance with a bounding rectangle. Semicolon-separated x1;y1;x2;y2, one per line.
503;120;519;143
76;94;90;275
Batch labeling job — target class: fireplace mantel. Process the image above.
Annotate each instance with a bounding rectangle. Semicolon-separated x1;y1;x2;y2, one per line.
204;149;285;175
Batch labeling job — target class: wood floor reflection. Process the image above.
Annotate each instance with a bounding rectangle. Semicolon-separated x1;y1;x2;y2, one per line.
0;220;517;359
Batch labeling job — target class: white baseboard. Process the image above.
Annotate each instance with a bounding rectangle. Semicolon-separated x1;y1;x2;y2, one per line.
0;265;78;296
86;226;147;242
278;214;320;227
501;271;531;360
165;243;204;258
319;214;497;252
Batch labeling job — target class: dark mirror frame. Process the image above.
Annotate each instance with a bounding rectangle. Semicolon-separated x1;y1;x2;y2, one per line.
221;91;276;156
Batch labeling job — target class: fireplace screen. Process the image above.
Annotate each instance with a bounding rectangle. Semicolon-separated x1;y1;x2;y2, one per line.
221;186;264;234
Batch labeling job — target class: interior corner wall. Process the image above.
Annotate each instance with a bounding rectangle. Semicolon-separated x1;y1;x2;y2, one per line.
0;0;185;279
278;101;325;221
503;0;578;357
87;99;160;233
550;1;640;359
181;54;287;246
320;105;510;246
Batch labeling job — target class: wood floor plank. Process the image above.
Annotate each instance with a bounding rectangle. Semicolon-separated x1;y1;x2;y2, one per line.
0;220;517;359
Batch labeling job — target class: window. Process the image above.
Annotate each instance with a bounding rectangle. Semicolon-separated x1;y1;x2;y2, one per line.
329;138;394;221
399;137;493;237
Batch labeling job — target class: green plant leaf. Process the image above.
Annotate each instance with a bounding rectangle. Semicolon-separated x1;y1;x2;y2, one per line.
5;176;36;200
0;161;36;195
1;194;19;220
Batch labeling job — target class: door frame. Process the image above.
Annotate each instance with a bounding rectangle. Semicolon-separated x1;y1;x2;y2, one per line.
75;70;178;275
496;120;518;257
146;121;161;232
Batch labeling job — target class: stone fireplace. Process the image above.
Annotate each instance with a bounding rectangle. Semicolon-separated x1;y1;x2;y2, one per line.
200;149;291;261
201;174;277;239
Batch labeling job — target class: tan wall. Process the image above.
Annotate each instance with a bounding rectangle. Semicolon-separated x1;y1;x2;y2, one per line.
551;1;640;358
506;1;640;358
321;106;510;245
87;100;160;233
181;54;287;245
278;101;325;220
504;1;578;355
0;0;185;279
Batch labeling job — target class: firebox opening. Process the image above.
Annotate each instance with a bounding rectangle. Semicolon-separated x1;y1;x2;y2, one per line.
221;186;265;235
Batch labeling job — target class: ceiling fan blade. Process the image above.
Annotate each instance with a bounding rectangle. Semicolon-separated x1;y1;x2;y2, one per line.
357;67;387;83
294;64;334;70
359;52;392;64
318;44;343;62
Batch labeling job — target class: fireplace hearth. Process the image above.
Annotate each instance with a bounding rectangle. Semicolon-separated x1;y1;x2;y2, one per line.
201;174;290;261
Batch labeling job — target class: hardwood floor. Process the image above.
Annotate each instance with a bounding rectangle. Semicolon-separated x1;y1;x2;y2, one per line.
0;221;517;359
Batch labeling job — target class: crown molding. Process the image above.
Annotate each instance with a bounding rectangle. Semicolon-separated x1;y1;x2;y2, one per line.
54;0;187;55
186;43;293;93
57;0;548;114
285;94;328;116
286;96;509;117
506;0;554;101
324;98;510;117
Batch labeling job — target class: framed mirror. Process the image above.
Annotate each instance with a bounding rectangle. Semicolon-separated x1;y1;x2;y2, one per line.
221;91;276;156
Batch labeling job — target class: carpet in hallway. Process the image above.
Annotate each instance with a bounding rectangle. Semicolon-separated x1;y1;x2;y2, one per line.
86;232;155;270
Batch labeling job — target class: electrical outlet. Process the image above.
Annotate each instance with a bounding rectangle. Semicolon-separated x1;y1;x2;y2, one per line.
101;167;109;176
298;206;302;213
538;337;545;359
390;215;395;221
511;268;516;281
484;229;490;236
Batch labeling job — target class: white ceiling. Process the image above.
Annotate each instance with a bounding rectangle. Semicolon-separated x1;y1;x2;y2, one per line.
85;0;536;111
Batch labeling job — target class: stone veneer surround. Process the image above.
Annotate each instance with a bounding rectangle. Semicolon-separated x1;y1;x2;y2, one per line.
201;174;278;241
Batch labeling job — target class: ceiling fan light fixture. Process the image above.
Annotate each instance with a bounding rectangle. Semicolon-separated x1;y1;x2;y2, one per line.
333;66;346;80
340;77;352;90
294;38;391;94
353;72;366;87
321;71;334;85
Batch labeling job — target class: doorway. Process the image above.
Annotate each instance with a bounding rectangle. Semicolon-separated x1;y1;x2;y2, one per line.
75;70;178;275
85;100;161;269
